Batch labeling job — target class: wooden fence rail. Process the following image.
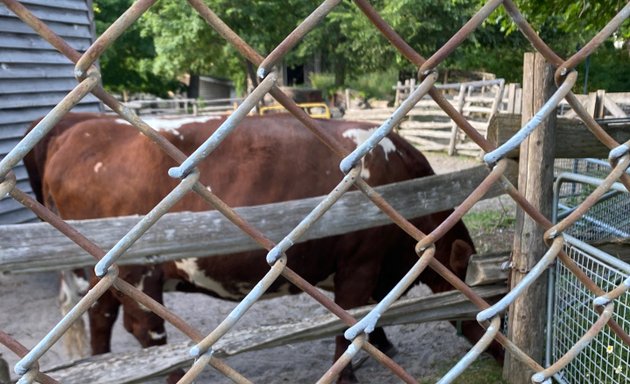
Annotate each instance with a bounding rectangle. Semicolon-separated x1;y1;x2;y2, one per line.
0;164;517;274
45;284;507;383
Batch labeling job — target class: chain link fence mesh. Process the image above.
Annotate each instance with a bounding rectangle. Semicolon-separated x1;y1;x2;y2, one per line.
550;239;630;384
0;0;629;383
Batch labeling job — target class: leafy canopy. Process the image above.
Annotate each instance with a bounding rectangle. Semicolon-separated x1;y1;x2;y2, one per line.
94;0;629;96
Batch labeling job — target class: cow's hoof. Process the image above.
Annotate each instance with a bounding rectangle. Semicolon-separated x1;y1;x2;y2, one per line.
337;365;359;384
381;344;398;358
353;343;398;370
166;369;185;384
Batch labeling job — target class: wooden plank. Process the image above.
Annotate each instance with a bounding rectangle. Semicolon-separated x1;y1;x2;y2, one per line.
465;251;510;286
408;110;450;118
449;85;467;156
0;104;97;126
603;95;628;118
400;121;452;130
0;78;81;95
0;163;518;273
0;48;77;65
487;114;630;159
398;136;447;151
0;205;37;225
45;285;508;384
504;52;555;384
400;130;454;139
0;3;90;25
0;32;91;51
0;16;92;38
0;123;29;139
463;106;493;114
16;0;89;11
0;63;76;79
0;92;100;110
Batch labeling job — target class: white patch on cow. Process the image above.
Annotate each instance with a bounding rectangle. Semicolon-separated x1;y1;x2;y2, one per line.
93;162;103;173
175;258;241;300
135;274;151;312
115;119;132;125
148;331;166;341
342;128;397;180
104;313;112;318
59;278;73;309
116;116;221;140
75;275;90;294
143;115;220;133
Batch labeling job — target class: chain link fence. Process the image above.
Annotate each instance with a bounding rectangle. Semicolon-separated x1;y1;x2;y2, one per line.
0;0;629;383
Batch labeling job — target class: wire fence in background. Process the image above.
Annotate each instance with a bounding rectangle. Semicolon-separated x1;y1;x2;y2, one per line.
0;0;629;383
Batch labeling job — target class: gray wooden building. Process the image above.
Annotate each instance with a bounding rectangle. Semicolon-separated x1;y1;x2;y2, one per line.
0;0;101;224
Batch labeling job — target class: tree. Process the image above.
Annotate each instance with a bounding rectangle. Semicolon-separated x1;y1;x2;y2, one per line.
137;0;317;93
476;0;630;90
502;1;630;40
93;0;180;98
135;1;479;91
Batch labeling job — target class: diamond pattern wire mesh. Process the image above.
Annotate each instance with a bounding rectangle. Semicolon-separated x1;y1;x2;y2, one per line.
551;241;630;384
554;158;630;243
0;1;629;383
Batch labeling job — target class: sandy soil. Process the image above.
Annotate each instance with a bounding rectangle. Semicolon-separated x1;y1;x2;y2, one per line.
0;152;506;383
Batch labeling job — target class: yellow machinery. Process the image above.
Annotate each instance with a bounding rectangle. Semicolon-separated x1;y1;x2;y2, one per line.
259;102;331;119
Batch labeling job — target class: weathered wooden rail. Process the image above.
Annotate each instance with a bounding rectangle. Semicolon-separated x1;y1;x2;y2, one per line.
0;163;518;274
44;284;507;383
487;114;630;159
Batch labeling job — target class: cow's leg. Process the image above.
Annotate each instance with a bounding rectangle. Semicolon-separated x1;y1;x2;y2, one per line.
120;272;168;349
333;244;384;384
88;288;120;354
119;267;185;383
367;327;396;357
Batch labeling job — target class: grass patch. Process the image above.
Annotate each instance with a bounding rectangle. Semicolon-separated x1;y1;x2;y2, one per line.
463;210;515;232
463;209;516;255
419;355;506;384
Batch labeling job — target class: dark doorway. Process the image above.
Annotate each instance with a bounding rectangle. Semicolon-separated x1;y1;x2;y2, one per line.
286;65;304;86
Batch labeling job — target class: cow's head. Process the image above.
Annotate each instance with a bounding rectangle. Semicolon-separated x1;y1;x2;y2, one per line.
449;238;475;280
421;237;475;294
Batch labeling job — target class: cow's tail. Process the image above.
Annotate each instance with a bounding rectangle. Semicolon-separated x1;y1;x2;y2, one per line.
58;271;89;358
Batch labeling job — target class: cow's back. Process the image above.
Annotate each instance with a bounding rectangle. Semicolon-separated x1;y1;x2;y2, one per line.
24;112;107;204
43;114;474;301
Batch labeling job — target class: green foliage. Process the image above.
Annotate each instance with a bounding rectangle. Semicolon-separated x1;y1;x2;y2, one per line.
497;1;630;41
347;68;399;102
308;72;336;100
578;43;630;92
463;210;515;232
93;0;179;97
93;0;630;98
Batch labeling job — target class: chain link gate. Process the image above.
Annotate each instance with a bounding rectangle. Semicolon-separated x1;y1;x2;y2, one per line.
0;0;629;383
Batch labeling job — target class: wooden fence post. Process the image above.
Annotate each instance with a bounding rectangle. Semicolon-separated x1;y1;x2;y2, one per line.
503;52;557;383
448;84;467;156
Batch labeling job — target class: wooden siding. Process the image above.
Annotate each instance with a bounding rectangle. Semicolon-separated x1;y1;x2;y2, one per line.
0;0;100;224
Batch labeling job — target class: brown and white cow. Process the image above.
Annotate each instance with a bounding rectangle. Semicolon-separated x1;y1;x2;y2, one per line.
31;113;499;383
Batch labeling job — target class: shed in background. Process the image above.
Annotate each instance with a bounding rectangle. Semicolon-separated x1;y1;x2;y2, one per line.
187;74;236;100
0;0;101;224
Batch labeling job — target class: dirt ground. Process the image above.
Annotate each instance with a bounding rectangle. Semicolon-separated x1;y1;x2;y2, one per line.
0;152;511;383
